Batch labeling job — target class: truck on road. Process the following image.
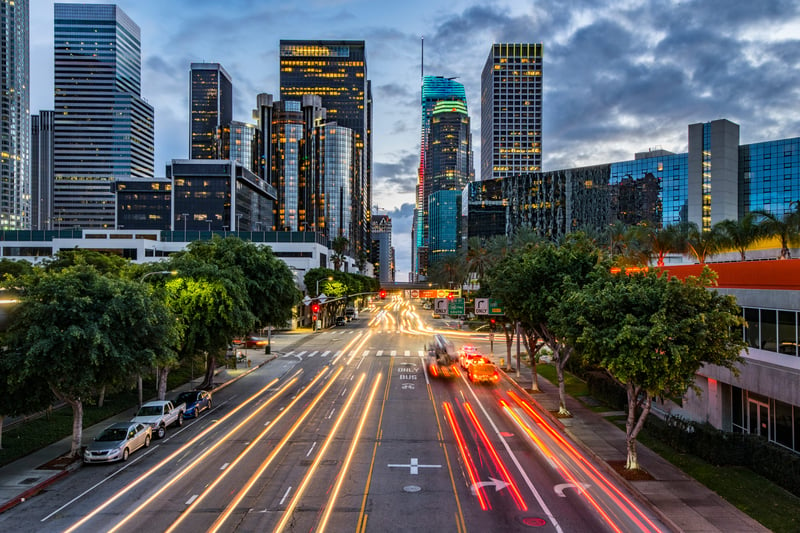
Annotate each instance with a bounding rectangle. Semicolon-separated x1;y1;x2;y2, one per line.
131;400;185;439
426;333;459;378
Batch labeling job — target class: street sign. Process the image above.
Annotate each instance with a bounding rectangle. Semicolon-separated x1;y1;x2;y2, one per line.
318;293;328;304
448;298;465;316
487;299;504;316
302;295;311;306
475;298;489;315
434;298;448;315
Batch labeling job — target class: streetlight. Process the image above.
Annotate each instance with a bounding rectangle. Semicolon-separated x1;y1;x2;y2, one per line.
316;275;333;296
207;220;212;232
139;270;177;283
181;213;189;241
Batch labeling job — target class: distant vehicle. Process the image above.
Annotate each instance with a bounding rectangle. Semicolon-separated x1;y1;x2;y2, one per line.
131;400;185;439
335;316;346;326
468;360;500;384
422;302;432;310
84;422;151;463
460;353;488;370
233;335;268;348
345;307;356;319
432;312;441;319
174;390;212;418
426;333;459;378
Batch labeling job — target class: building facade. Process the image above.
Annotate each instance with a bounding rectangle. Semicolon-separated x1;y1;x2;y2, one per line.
215;120;259;173
371;214;394;283
0;0;30;229
190;63;233;160
415;76;467;279
481;43;543;181
31;111;54;230
53;3;154;229
279;40;371;261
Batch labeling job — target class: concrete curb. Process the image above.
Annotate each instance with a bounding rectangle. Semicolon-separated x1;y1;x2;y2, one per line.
0;459;81;514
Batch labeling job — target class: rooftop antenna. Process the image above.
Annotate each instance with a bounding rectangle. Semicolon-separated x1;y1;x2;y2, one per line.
421;36;424;82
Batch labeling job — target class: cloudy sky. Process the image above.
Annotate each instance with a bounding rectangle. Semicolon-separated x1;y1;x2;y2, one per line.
30;0;800;280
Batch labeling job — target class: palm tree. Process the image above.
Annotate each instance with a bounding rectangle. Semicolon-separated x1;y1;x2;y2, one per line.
330;236;349;271
684;222;722;264
427;254;466;289
465;237;491;285
648;224;687;267
714;213;763;261
753;205;800;259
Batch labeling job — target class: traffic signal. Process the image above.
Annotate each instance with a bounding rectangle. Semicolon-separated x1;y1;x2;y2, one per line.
311;303;320;313
447;293;454;300
490;318;496;331
379;289;386;299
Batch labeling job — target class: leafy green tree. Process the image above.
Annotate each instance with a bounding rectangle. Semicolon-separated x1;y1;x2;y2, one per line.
0;258;33;280
555;268;745;470
1;266;176;457
485;233;603;413
427;253;466;289
714;213;763;261
42;248;129;275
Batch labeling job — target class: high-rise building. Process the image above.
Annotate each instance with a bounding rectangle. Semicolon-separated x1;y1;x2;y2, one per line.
1;0;30;229
215;120;259;173
279;40;371;260
31;111;54;230
53;3;154;229
190;63;233;159
414;76;467;279
313;122;360;243
481;43;543;181
371;214;394;283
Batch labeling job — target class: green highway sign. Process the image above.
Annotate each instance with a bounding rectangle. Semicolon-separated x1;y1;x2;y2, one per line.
448;298;465;316
488;298;504;316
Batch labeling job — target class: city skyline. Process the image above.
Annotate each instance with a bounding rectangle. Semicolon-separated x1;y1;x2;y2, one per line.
29;0;800;279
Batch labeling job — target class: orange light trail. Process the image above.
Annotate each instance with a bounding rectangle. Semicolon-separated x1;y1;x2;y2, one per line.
505;391;662;532
274;373;367;532
443;402;489;511
344;331;372;366
64;374;290;533
317;375;382;532
160;369;329;533
208;366;345;533
500;398;625;533
463;402;527;511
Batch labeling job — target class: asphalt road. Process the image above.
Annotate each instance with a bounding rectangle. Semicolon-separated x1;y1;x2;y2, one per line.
0;298;670;532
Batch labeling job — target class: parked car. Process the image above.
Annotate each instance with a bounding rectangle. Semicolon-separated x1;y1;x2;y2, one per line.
335;316;346;326
84;422;151;463
174;390;212;418
131;400;185;439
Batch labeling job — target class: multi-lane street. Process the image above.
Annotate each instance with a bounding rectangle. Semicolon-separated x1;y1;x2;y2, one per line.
0;297;670;532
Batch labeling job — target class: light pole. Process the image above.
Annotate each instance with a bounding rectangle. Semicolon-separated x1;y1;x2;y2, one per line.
316;275;333;296
207;220;212;232
181;213;189;241
236;213;243;236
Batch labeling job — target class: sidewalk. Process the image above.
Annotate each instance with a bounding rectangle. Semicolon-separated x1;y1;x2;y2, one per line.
0;330;772;531
495;357;770;532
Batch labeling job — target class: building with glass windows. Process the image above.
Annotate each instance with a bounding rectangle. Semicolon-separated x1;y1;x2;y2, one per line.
313;122;358;243
1;0;30;230
31;111;54;230
279;40;371;262
371;214;394;283
481;43;543;181
429;189;463;266
215;120;259;173
190;63;233;160
115;178;171;231
53;3;154;230
415;76;468;279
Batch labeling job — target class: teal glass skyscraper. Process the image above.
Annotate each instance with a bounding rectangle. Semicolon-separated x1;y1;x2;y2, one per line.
53;3;154;229
0;0;30;229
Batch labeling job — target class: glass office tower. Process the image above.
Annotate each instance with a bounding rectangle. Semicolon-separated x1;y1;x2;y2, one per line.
31;111;54;230
53;3;154;229
0;0;30;229
279;40;370;259
190;63;233;159
481;43;543;180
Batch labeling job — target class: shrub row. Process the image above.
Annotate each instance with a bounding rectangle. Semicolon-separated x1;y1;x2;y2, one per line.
645;414;800;498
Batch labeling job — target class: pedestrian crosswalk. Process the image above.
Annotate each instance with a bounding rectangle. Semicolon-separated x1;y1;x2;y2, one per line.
280;349;426;360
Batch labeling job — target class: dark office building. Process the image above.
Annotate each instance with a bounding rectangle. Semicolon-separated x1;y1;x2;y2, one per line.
115;178;171;231
190;63;233;160
279;40;371;259
31;111;55;230
166;160;276;233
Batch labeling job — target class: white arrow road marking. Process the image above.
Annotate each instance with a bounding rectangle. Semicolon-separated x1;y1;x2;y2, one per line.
471;477;510;495
554;482;591;497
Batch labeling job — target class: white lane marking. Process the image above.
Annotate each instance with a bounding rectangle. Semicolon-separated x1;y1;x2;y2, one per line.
307;442;317;457
186;494;199;505
362;350;369;357
464;382;563;532
327;408;336;419
280;486;293;505
220;463;229;470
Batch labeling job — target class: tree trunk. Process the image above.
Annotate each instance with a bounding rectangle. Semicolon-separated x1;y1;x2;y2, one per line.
521;329;540;392
0;415;4;450
98;385;105;408
137;374;143;408
624;382;652;471
199;351;216;390
555;345;572;416
157;367;170;400
51;386;84;458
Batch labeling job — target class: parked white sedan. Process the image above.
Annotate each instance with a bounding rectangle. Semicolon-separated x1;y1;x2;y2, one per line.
83;422;152;463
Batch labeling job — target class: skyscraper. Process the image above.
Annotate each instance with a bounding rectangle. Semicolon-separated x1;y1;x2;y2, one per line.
481;43;543;181
279;40;371;260
371;214;394;283
414;76;467;279
31;111;54;230
0;0;30;229
53;3;154;229
190;63;233;159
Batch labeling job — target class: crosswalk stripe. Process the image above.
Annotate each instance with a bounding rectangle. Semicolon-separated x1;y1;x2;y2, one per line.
362;350;369;357
307;351;318;358
404;350;411;357
321;350;331;357
390;350;397;357
295;351;307;358
418;350;425;357
376;350;384;357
